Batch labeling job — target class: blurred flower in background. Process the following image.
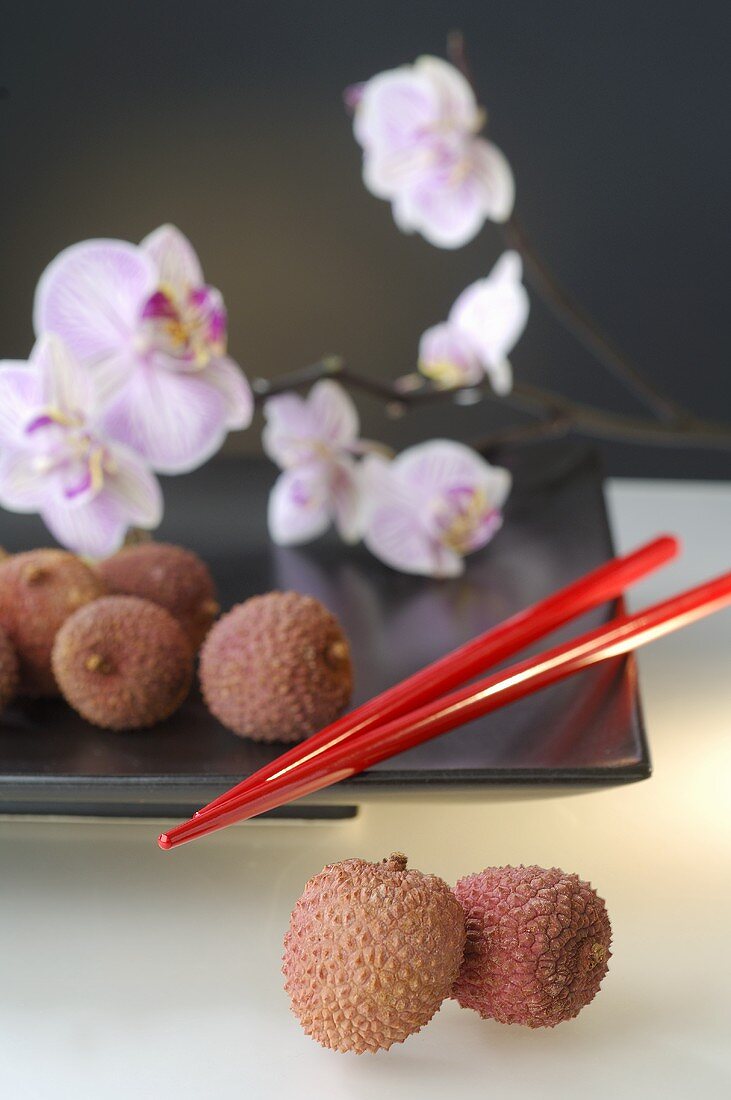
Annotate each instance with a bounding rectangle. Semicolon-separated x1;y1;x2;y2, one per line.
418;251;529;393
34;225;253;475
361;440;511;577
264;380;366;546
0;335;161;556
349;55;514;248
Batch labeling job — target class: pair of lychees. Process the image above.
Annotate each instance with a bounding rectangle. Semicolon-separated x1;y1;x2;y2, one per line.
0;543;354;739
283;854;612;1054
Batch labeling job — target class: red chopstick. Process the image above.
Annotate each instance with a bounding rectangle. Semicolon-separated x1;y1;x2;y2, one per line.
159;566;731;851
195;536;677;821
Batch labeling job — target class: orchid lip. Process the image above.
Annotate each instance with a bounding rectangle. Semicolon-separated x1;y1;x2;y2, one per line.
26;408;81;434
141;283;228;368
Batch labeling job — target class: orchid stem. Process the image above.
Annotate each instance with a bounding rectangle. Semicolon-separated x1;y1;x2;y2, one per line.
446;29;704;428
253;359;731;452
502;214;689;425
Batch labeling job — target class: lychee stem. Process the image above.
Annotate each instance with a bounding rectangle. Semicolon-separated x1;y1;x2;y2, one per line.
326;640;349;666
85;653;113;674
383;853;408;872
23;564;47;585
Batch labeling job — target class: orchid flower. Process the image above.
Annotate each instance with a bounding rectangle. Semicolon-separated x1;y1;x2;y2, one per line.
33;225;253;474
0;335;162;557
418;251;529;393
362;440;511;578
350;56;514;248
263;380;366;546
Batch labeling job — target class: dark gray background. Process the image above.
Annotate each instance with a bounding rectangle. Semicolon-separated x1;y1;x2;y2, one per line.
1;1;729;477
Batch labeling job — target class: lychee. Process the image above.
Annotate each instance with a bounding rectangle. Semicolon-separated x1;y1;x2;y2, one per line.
52;596;193;730
0;626;18;712
200;591;352;742
452;864;612;1027
0;549;107;696
97;542;219;650
283;853;466;1054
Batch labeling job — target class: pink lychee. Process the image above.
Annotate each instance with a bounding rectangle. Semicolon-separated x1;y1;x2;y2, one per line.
452;864;612;1027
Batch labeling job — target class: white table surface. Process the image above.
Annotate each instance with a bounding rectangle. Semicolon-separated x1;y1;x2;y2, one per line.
2;479;730;1100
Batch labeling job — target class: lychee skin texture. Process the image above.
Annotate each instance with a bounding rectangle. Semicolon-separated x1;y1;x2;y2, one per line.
452;865;612;1028
52;596;194;730
0;549;107;696
0;626;19;712
97;543;219;651
283;854;466;1054
200;591;353;743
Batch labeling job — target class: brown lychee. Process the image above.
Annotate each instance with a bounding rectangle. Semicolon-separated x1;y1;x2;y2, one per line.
0;626;19;712
52;596;193;730
0;549;107;696
452;864;612;1027
199;591;352;742
283;853;466;1054
97;542;219;650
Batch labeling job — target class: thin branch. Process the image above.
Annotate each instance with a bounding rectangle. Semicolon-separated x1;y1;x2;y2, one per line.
446;29;700;427
502;215;691;425
252;358;731;452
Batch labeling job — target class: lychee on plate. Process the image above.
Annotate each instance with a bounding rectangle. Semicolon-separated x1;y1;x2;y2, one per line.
97;542;219;651
52;595;194;731
0;625;18;712
452;864;612;1027
200;590;352;743
283;854;466;1054
0;549;106;696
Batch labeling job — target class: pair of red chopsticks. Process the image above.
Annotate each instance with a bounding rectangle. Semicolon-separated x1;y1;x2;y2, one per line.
159;535;731;851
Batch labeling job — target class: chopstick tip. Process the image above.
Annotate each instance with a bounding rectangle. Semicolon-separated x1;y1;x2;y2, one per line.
158;832;173;851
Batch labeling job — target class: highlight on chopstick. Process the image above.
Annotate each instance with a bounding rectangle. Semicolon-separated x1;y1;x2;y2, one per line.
159;548;731;852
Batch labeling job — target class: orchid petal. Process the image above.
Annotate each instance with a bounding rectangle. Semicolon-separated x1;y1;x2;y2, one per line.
140;224;204;294
268;466;331;546
365;500;460;576
486;358;513;396
393;439;495;500
0;450;47;512
450;251;528;383
308;380;360;448
101;363;229;474
470;137;515;224
478;463;512;513
106;444;163;529
202;357;254;430
330;458;363;544
354;65;442;158
361;453;450;575
362;445;509;577
33;239;157;362
32;334;95;416
418;323;484;387
414;56;480;132
362;143;436;201
392;159;492;249
41;492;128;559
262;392;315;467
0;363;42;446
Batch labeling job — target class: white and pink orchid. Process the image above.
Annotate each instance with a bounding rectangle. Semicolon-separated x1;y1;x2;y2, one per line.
0;335;162;557
361;440;511;578
263;380;367;546
33;225;253;474
350;56;514;248
418;251;529;393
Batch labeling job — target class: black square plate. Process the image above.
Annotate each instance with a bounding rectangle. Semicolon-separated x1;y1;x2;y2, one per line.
0;442;649;817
